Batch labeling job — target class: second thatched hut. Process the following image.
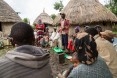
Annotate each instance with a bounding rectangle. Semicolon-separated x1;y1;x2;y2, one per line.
33;10;53;32
54;0;117;35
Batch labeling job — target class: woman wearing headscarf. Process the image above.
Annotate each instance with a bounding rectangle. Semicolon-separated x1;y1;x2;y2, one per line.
67;26;80;53
67;33;112;78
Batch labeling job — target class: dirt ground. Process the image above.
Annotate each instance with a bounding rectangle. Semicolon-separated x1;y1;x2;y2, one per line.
49;49;71;78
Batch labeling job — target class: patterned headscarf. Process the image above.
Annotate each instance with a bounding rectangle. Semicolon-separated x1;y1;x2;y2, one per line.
75;34;98;65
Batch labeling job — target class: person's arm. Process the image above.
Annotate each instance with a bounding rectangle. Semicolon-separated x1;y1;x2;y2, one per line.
64;65;74;78
67;68;78;78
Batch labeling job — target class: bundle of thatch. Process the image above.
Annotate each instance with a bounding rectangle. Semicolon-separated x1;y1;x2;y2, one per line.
34;10;53;25
0;0;21;35
54;0;117;25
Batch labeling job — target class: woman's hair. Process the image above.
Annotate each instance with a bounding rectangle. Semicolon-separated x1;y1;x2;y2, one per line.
84;26;90;31
74;34;98;65
9;22;35;46
85;27;98;37
60;13;66;19
94;25;102;33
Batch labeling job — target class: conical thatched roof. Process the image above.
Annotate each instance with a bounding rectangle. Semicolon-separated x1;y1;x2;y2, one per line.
54;0;117;25
34;9;53;25
0;0;21;22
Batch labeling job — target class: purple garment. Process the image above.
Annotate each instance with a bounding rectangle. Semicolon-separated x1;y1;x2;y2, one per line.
75;26;80;33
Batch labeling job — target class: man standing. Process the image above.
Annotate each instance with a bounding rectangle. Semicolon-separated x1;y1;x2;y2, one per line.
60;13;70;50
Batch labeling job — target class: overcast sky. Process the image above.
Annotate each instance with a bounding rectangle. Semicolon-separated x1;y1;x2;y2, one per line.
4;0;107;24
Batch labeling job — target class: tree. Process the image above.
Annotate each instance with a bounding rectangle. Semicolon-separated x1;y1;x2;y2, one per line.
23;18;30;24
105;0;117;15
51;14;56;20
54;0;64;12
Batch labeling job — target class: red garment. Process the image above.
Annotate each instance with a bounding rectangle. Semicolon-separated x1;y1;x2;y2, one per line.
37;30;44;35
38;36;43;41
67;39;74;51
59;19;70;34
36;24;45;30
60;19;69;26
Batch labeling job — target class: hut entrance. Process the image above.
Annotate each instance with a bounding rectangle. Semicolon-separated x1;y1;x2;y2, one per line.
0;22;2;31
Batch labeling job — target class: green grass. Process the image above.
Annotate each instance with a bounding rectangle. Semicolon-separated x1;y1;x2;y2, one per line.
113;31;117;34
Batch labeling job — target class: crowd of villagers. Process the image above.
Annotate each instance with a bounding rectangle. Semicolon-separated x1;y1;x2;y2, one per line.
0;13;117;78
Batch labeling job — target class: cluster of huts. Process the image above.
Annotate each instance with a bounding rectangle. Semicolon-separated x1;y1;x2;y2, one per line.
0;0;117;36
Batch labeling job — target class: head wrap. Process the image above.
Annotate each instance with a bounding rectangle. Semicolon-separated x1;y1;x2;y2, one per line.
85;27;98;37
100;30;116;39
75;34;98;65
38;19;42;24
94;25;102;32
84;26;90;31
75;26;80;33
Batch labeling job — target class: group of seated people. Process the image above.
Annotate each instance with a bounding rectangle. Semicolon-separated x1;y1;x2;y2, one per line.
49;26;80;53
0;22;117;78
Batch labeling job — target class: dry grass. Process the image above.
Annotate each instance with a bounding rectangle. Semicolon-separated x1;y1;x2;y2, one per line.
54;0;117;25
0;0;21;22
0;46;13;56
34;10;53;25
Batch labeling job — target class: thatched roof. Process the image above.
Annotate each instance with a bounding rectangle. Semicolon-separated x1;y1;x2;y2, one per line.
34;9;53;25
54;0;117;25
0;0;21;22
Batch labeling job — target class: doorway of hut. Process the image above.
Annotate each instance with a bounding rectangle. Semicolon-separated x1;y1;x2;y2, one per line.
0;22;2;31
44;24;48;32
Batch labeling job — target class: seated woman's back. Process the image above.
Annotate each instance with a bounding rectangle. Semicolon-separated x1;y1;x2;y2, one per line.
68;57;112;78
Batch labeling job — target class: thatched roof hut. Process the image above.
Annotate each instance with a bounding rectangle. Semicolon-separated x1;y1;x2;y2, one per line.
54;0;117;26
0;0;21;35
34;9;54;32
34;10;53;25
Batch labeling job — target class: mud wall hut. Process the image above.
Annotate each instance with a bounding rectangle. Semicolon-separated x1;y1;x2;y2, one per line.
54;0;117;35
33;10;53;33
0;0;21;35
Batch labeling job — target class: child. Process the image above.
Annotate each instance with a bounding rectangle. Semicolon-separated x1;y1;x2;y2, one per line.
53;30;61;48
67;35;74;53
50;28;56;41
49;28;57;47
57;52;79;78
40;35;49;48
